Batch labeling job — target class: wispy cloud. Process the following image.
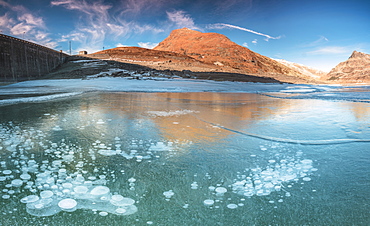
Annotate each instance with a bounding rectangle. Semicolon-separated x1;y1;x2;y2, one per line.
303;35;329;47
252;39;258;44
166;10;200;30
242;42;248;47
138;42;159;49
0;1;56;47
307;46;350;55
209;23;281;41
119;0;167;16
51;0;165;53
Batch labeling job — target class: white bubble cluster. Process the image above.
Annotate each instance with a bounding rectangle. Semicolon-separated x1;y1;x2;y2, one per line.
0;123;137;217
231;155;316;197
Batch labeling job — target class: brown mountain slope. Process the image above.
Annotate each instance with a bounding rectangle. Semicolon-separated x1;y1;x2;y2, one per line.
88;28;324;83
324;51;370;83
154;28;313;79
92;46;198;63
88;46;222;72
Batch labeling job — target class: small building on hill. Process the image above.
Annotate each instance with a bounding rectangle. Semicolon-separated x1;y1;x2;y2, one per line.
78;51;88;55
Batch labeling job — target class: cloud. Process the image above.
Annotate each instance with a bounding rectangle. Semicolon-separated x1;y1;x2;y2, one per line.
307;46;350;55
0;13;14;28
252;39;257;44
209;23;281;40
119;0;167;16
303;36;329;47
0;1;53;47
166;10;200;30
242;42;248;47
10;23;33;36
18;13;45;28
116;43;127;47
51;0;164;53
138;42;158;49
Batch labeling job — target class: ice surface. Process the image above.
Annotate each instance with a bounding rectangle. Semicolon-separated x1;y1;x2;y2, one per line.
2;86;369;224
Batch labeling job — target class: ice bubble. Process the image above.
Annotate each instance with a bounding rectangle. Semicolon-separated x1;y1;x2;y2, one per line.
98;149;116;156
99;211;108;216
58;198;77;212
301;159;313;165
191;182;198;189
20;173;31;180
40;190;54;199
62;183;73;189
3;170;12;175
227;204;238;209
215;187;227;194
96;119;105;124
52;126;62;131
128;178;136;183
115;208;127;214
111;194;124;202
2;195;10;199
302;177;311;182
111;196;135;207
74;186;89;194
11;179;23;187
208;186;216;191
163;190;175;199
203;199;215;206
90;186;110;196
21;195;39;203
0;176;6;181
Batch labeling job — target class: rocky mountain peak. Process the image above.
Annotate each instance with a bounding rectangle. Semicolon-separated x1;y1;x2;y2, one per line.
154;28;309;78
349;50;370;59
324;50;370;83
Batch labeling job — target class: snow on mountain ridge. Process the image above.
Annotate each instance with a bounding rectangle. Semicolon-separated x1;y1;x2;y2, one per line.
274;59;326;79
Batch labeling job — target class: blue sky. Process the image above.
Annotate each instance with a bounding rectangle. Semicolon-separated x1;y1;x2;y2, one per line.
0;0;369;71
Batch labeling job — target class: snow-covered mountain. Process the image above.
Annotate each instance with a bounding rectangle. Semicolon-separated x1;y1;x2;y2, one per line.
273;59;327;80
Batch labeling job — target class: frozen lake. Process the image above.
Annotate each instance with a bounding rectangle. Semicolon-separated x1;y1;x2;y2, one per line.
0;78;369;225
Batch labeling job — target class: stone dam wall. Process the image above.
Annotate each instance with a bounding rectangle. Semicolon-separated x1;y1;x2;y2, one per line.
0;34;68;81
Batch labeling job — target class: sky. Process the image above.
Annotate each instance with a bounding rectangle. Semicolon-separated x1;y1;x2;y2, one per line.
0;0;369;72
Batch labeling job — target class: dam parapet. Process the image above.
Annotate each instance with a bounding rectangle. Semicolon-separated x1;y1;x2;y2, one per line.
0;34;68;81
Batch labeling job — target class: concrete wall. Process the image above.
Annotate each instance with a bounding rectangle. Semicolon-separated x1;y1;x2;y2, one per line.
0;34;68;81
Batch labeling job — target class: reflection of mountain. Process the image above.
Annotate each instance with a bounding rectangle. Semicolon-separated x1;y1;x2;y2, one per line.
146;93;283;142
348;101;370;121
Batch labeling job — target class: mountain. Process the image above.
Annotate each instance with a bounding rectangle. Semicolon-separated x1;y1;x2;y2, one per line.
324;51;370;83
89;28;328;83
274;59;326;80
154;28;316;81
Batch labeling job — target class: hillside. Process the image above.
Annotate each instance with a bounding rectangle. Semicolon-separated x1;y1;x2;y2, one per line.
154;28;318;81
85;28;343;84
274;59;326;80
324;51;370;83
